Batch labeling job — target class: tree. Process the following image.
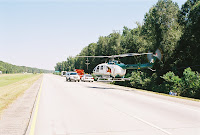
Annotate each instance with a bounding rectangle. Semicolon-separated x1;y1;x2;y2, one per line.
0;66;5;73
54;62;62;72
178;0;199;27
175;1;200;72
142;0;182;70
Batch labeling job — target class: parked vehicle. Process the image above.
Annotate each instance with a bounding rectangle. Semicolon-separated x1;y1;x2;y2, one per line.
66;72;80;82
81;74;94;82
75;69;84;79
61;71;67;77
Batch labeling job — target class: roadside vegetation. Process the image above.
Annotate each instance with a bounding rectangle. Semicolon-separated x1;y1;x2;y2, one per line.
55;0;200;99
0;74;42;114
0;60;52;74
117;67;200;99
0;74;39;87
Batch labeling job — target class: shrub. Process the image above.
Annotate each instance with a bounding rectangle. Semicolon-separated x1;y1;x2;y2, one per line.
130;71;151;89
181;68;200;98
126;68;200;99
161;68;200;98
161;71;181;95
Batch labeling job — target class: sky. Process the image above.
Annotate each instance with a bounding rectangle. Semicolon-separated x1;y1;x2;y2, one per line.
0;0;185;70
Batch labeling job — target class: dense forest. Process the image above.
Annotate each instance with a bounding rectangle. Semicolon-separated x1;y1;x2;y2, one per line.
55;0;200;99
0;60;52;74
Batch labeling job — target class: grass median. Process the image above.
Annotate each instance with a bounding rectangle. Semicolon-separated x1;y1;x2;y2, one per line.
0;74;42;114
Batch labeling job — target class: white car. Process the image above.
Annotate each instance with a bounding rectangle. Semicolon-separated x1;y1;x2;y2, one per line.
66;72;80;82
81;74;94;82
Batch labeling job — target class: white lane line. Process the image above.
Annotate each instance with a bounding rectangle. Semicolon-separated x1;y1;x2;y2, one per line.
140;94;200;113
99;83;200;113
134;116;172;135
90;83;172;134
109;104;172;135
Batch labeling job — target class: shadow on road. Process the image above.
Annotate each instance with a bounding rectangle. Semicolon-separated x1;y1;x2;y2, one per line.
87;86;115;90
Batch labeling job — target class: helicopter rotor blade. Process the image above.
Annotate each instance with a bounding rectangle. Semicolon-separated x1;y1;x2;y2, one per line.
76;56;112;58
77;52;153;58
112;52;153;58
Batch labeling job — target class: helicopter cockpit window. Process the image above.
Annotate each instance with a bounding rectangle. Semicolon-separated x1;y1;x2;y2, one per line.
96;66;99;72
100;66;103;70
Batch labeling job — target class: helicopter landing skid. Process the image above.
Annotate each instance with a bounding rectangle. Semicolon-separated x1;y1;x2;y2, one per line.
97;77;130;82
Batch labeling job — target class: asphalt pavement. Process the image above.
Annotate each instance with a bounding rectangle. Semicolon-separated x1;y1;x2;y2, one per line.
27;74;200;135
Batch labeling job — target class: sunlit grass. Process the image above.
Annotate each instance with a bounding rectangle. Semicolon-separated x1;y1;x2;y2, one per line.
0;74;39;87
0;74;42;114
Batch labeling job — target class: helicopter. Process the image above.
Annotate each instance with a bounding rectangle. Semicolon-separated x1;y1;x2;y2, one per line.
77;49;162;82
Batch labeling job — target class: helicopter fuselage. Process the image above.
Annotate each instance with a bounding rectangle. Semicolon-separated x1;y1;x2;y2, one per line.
93;63;126;78
93;60;155;78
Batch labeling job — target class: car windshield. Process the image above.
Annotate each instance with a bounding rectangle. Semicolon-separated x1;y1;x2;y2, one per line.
70;73;78;75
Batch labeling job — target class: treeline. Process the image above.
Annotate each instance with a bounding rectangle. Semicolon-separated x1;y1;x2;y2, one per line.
0;60;52;74
55;0;200;99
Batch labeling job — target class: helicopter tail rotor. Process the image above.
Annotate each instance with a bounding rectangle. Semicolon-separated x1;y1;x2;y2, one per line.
147;49;162;63
155;49;162;61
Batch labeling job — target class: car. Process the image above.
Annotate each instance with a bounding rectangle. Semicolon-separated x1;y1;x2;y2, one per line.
81;74;94;82
61;71;67;77
66;72;80;82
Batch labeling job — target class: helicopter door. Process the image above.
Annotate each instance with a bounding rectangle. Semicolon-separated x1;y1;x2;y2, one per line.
96;66;100;72
99;65;104;74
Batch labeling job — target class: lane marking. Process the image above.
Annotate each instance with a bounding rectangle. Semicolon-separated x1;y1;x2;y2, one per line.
134;116;172;135
109;104;172;135
149;98;200;113
98;82;200;113
137;94;200;113
29;80;43;135
87;83;172;134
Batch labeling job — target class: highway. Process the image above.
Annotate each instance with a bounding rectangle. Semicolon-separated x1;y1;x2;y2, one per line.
29;74;200;135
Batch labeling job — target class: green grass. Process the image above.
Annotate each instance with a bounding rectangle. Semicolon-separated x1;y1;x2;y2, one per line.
0;74;38;87
0;74;42;114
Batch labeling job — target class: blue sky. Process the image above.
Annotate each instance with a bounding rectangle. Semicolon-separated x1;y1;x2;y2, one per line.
0;0;185;70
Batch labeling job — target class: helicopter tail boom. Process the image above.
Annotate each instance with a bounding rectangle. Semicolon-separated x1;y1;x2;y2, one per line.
118;63;153;70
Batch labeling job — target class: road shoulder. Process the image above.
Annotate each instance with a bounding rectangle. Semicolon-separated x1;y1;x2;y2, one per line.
95;82;200;108
0;76;43;135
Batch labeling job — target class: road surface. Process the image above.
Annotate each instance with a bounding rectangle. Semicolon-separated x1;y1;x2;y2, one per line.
28;74;200;135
